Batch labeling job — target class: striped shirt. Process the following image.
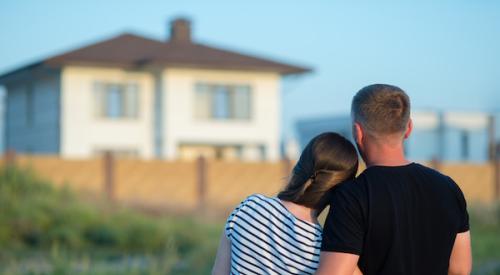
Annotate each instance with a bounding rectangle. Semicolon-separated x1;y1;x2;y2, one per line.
225;194;322;275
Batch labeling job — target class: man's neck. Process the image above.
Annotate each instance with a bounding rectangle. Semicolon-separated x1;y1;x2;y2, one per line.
362;141;410;167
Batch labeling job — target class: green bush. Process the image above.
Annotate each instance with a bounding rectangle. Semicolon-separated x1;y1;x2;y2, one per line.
0;165;221;274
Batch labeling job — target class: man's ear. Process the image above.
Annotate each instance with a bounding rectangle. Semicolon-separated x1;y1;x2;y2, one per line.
353;122;364;145
403;119;413;139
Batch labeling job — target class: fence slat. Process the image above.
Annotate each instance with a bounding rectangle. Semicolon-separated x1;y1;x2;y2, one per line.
4;150;16;167
196;156;207;209
103;152;115;202
495;152;500;201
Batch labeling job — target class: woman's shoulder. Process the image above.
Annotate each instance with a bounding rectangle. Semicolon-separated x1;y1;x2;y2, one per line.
225;194;275;236
231;193;286;219
249;194;323;237
243;193;271;203
239;194;271;212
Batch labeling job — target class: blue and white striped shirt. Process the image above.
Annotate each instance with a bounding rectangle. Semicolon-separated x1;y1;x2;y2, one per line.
225;194;322;275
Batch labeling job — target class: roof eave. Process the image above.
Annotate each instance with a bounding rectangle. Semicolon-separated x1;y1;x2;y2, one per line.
0;62;49;84
0;61;313;85
146;60;313;75
281;67;313;76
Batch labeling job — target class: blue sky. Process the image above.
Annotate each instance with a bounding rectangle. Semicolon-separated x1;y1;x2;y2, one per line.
1;0;499;139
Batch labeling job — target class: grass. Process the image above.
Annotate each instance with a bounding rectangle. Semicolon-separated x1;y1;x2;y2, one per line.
469;206;500;275
0;166;222;274
0;165;498;274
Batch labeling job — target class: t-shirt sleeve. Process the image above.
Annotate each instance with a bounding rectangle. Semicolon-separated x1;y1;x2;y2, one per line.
449;177;469;233
321;186;365;255
224;195;253;239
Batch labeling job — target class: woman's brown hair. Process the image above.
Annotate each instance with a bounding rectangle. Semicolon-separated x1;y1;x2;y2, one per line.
277;132;358;214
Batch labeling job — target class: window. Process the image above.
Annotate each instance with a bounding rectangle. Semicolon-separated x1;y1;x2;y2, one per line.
179;144;243;161
94;82;139;119
94;148;139;158
194;83;251;120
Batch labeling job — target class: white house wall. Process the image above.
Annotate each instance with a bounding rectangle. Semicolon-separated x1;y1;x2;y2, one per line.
5;72;60;153
162;68;281;161
60;66;154;159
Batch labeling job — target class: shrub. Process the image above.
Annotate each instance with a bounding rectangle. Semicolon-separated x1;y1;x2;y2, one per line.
0;165;221;274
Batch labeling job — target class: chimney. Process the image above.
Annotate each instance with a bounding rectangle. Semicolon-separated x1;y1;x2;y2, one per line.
169;17;191;43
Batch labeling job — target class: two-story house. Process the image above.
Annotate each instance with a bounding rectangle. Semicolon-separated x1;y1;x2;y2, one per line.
0;18;310;161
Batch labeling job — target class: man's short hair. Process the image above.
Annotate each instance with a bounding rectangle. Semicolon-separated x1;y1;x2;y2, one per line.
351;84;410;136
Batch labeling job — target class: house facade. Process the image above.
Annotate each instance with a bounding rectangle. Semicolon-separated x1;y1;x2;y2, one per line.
0;18;310;161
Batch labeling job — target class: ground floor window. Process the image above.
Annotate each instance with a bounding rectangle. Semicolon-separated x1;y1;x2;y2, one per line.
178;144;266;161
93;148;139;158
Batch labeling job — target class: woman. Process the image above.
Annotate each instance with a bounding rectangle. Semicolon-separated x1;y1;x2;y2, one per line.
212;132;359;275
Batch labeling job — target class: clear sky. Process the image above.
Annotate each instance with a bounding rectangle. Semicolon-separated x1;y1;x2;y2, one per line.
1;0;499;140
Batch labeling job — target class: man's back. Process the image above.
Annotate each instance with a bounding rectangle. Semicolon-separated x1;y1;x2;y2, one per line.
321;163;469;275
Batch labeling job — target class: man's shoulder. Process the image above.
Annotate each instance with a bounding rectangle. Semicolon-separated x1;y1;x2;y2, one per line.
334;169;371;192
413;162;447;176
332;177;367;202
411;163;458;188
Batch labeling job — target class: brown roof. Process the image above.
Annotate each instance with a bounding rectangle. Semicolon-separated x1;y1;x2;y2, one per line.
1;32;311;80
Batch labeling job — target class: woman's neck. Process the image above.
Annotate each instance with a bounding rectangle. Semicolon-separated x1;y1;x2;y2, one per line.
280;200;319;224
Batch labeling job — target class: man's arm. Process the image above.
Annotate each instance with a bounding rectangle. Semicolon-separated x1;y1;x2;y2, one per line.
315;252;360;275
448;231;472;275
212;231;231;275
318;183;365;275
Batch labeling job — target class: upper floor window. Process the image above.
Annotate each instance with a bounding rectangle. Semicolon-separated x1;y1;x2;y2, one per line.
194;83;252;120
94;82;139;119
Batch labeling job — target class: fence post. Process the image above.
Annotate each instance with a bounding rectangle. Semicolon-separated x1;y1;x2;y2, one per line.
495;159;500;201
436;111;446;161
488;115;496;162
103;151;115;202
495;144;500;201
196;156;207;209
430;156;441;171
282;157;293;178
4;149;16;167
488;115;500;201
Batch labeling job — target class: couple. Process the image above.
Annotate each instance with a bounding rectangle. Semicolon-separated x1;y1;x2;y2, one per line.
212;84;472;275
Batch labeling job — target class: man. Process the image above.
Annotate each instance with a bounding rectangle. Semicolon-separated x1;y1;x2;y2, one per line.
316;84;472;275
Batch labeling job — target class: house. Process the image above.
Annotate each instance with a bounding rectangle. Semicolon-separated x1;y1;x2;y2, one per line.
0;18;311;161
296;110;497;163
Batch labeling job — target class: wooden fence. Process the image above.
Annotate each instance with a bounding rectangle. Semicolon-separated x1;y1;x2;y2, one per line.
2;153;499;213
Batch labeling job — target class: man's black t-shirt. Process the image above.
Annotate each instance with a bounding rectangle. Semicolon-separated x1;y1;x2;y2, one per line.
321;163;469;275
